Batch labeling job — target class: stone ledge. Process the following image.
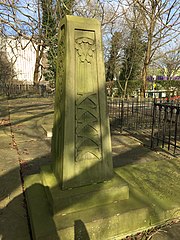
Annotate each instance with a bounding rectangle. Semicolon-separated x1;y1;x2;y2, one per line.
24;171;149;239
40;165;129;215
24;174;59;240
24;167;150;240
57;204;149;240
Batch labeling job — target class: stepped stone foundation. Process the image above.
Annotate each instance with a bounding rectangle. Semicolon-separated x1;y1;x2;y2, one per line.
24;16;177;239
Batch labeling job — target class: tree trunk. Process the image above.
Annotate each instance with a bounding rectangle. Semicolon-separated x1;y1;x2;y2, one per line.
123;79;128;99
141;35;153;98
141;63;148;98
33;45;44;86
140;2;157;98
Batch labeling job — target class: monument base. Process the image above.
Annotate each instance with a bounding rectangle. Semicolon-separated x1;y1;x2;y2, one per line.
24;165;150;240
40;165;129;215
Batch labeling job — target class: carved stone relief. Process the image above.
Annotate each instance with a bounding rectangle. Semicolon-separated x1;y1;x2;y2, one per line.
75;37;95;64
75;31;102;162
76;93;101;162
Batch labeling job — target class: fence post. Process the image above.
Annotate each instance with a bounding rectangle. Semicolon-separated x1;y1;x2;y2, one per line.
136;97;139;129
162;105;168;149
174;104;179;154
151;98;156;149
168;105;173;151
118;99;121;131
120;99;124;133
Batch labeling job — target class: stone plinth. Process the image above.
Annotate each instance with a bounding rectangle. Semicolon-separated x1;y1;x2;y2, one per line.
25;15;131;239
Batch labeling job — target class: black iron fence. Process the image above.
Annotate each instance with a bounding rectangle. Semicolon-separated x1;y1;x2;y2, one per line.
108;97;180;155
151;100;180;155
108;98;154;132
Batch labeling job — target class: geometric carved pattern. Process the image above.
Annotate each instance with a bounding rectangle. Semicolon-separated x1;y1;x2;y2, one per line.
75;93;102;162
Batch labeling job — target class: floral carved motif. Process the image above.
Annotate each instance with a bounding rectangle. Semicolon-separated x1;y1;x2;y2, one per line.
75;37;96;63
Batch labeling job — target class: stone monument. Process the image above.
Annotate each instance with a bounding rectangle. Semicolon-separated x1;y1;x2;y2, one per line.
52;15;113;189
25;16;130;239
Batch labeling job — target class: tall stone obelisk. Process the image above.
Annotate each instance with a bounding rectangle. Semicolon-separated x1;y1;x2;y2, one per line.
52;15;113;189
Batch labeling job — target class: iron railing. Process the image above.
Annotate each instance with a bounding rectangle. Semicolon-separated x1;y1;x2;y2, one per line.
151;99;180;155
108;98;154;132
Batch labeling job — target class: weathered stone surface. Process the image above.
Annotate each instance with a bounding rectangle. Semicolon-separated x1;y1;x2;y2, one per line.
115;158;180;226
52;15;113;189
57;203;149;240
24;174;59;240
40;165;129;215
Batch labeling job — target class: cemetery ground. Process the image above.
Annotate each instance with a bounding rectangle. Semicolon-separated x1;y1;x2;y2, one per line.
0;95;180;240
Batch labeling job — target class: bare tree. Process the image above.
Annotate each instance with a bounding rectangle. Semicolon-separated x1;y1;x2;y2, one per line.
74;0;124;58
0;0;146;89
0;1;45;85
159;49;180;78
153;45;180;91
121;0;180;97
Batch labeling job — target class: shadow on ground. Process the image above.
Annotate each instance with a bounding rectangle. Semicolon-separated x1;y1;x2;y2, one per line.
0;95;180;239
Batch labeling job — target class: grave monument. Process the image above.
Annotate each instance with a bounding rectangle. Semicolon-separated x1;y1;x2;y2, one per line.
25;16;130;239
52;15;114;189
